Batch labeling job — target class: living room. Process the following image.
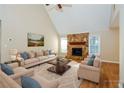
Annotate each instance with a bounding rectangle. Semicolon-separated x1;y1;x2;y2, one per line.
0;4;122;88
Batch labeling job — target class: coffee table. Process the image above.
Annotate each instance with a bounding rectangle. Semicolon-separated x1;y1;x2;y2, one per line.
47;61;71;75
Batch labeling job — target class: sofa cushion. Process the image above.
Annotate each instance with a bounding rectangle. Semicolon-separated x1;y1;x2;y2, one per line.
32;75;58;88
37;56;49;61
44;50;49;56
21;76;41;88
13;67;27;73
36;51;44;57
28;51;36;58
47;55;55;58
24;58;39;65
0;63;14;75
20;52;29;60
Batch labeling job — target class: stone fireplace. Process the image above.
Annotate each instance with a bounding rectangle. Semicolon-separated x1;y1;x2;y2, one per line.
67;33;89;61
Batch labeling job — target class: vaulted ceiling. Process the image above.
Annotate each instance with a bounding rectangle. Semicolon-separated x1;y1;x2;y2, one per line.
45;4;113;36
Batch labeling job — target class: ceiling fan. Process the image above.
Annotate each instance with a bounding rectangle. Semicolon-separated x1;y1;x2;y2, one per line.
45;4;72;12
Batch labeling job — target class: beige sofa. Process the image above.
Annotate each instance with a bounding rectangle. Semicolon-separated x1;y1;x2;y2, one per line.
17;50;57;68
77;55;101;83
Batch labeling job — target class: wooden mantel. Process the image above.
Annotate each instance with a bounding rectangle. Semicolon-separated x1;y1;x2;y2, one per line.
69;42;86;45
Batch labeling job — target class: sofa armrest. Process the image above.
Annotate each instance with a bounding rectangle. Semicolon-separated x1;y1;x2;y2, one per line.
0;70;21;88
79;64;100;72
8;63;19;69
10;69;34;80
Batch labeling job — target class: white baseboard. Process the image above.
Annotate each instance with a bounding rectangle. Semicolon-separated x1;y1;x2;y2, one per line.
118;83;123;88
101;60;119;64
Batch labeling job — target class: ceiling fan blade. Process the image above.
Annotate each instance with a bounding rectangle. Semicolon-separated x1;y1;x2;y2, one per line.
57;4;62;9
62;4;72;7
46;4;50;6
55;5;63;12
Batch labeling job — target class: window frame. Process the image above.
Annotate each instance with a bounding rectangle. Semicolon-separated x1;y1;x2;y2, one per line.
89;35;100;55
60;37;67;53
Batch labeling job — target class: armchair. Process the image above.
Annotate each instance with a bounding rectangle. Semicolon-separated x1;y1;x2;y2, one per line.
78;56;101;83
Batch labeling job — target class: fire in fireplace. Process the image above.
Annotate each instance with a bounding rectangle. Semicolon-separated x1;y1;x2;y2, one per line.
72;48;82;56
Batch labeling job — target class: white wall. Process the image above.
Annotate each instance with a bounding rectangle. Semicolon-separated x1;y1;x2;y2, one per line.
0;20;1;61
90;29;119;62
0;5;59;63
120;5;124;87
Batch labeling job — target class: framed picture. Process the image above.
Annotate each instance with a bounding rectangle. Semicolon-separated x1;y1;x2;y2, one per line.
27;33;44;47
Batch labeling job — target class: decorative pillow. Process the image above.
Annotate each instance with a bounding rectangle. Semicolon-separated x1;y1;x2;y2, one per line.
21;76;41;88
0;63;14;75
44;50;49;56
48;50;52;55
20;52;29;60
36;51;43;57
28;51;36;58
87;58;94;66
91;54;96;59
32;75;59;88
93;57;100;67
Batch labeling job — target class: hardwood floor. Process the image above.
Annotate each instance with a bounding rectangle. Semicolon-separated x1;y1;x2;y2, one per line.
80;62;119;88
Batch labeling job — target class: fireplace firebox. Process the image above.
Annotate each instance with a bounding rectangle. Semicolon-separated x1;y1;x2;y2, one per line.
72;48;82;56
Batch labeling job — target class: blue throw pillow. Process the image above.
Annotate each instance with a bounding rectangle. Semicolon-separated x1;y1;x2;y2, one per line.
21;76;41;88
91;54;96;59
0;63;14;75
87;58;94;66
20;52;29;60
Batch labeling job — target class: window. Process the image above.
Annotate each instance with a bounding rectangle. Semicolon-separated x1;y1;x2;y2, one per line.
61;37;67;53
89;35;100;55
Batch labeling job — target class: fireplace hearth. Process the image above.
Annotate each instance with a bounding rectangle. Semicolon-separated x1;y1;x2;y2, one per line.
72;48;82;56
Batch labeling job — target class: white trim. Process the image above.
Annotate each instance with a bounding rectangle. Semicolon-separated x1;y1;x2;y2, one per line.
101;60;119;64
118;83;123;88
89;35;100;55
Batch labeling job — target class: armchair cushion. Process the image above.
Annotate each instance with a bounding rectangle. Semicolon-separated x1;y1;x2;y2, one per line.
79;64;99;72
93;57;100;67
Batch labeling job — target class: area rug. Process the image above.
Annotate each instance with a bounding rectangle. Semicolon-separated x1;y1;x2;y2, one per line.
32;61;82;88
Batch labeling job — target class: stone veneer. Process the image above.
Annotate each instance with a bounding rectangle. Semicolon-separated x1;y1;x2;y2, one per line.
67;33;89;61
